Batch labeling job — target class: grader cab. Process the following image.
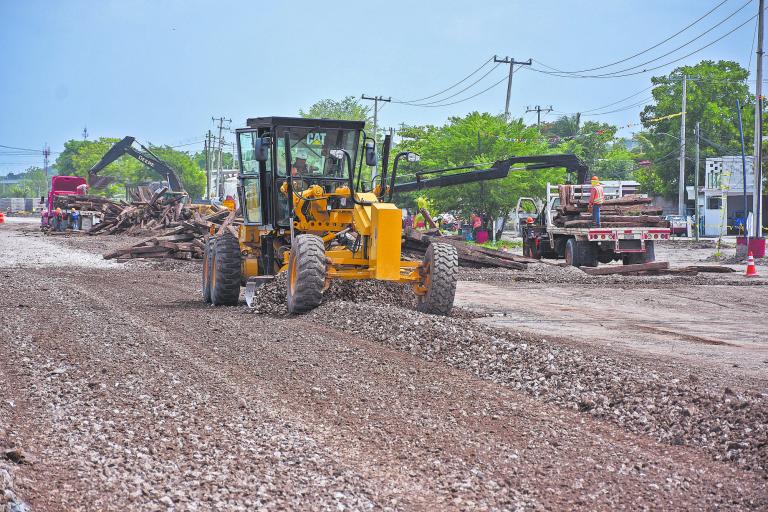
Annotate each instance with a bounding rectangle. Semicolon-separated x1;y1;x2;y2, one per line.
202;116;458;315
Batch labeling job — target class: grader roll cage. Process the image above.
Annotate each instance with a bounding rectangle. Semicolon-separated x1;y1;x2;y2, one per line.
201;116;587;315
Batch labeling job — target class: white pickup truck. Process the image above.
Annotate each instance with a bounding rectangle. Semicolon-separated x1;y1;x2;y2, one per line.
519;183;671;267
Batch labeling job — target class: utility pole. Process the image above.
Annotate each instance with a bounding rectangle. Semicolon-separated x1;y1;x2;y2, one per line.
43;144;50;196
694;122;700;241
361;95;391;180
494;55;532;117
204;131;211;200
678;74;687;216
526;105;553;127
212;117;231;200
754;0;764;238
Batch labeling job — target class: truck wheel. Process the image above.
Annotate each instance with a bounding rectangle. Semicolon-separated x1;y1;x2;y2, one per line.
202;237;215;303
287;234;327;314
211;233;242;306
644;241;656;262
565;238;580;266
579;242;598;267
416;242;458;316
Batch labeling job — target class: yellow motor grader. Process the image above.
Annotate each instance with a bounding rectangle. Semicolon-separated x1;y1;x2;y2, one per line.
201;116;587;315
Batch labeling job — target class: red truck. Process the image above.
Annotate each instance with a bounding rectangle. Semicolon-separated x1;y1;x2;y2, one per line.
41;175;87;228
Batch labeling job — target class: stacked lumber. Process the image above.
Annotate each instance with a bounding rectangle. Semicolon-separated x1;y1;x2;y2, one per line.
403;227;537;269
103;210;239;260
554;185;670;229
578;262;736;276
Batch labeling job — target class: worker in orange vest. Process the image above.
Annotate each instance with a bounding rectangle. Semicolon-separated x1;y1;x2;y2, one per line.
589;175;605;227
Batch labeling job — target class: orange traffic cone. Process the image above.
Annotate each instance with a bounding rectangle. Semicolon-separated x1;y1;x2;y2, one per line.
745;251;759;277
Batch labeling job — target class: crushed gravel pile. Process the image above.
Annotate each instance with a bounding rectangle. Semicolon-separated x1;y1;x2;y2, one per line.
246;273;486;319
308;301;768;474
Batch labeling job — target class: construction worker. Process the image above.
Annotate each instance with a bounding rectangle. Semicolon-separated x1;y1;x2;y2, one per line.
589;175;605;227
54;207;64;231
70;208;80;230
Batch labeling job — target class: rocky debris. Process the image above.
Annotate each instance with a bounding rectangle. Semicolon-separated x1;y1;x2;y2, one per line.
307;301;768;474
0;464;29;512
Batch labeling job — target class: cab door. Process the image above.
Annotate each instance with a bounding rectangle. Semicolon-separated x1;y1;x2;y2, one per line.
236;129;270;227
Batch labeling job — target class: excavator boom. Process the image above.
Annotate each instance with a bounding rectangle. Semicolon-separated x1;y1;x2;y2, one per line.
392;154;589;193
87;136;186;194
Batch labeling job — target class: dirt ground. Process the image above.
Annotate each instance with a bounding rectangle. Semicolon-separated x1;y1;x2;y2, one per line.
1;218;766;510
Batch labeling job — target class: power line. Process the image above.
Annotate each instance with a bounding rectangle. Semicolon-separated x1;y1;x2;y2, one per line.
534;0;754;78
396;56;495;103
393;63;502;105
396;74;510;108
527;10;759;79
535;0;732;74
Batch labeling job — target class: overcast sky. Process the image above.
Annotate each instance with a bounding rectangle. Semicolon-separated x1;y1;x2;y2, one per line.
0;0;761;175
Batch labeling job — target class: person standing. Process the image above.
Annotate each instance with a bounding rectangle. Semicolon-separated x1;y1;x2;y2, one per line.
589;175;605;227
54;207;64;231
70;208;80;230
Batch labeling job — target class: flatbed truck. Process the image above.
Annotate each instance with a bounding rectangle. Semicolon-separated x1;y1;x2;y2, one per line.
520;183;670;267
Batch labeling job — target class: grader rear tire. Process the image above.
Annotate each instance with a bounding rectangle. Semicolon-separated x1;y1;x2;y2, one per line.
416;242;458;316
287;234;327;314
202;237;215;303
211;234;242;306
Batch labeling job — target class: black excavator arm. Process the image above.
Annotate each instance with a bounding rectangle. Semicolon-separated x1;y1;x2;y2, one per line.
87;136;186;194
391;154;589;193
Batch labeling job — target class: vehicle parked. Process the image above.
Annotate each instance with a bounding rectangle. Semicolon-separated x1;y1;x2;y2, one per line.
663;215;690;236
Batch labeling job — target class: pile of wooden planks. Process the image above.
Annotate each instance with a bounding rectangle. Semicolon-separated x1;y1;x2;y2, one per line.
103;210;238;260
554;185;670;229
403;228;538;269
579;262;736;276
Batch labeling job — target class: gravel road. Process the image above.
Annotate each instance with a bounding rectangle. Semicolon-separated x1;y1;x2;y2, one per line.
1;223;766;510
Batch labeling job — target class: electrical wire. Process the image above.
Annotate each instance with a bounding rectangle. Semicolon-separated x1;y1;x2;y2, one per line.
527;11;759;79
396;74;510;108
534;0;733;74
393;63;502;106
395;56;495;103
532;0;754;78
748;15;759;72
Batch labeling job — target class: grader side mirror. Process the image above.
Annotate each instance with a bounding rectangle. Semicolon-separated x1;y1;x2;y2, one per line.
254;136;271;162
365;141;377;167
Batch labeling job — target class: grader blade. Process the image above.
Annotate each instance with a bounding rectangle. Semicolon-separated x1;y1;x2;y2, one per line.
244;276;275;308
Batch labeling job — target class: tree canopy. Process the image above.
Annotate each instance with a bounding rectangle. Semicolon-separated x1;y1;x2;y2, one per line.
299;96;372;125
393;112;563;222
636;60;753;196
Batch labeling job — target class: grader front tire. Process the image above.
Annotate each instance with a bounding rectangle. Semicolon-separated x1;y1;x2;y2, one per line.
416;242;458;316
287;235;327;314
202;237;215;303
211;234;242;306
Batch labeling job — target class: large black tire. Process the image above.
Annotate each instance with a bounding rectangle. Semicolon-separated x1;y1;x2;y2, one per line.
416;243;458;316
287;235;327;314
623;241;655;265
211;234;242;306
565;238;597;267
644;241;656;262
202;237;215;303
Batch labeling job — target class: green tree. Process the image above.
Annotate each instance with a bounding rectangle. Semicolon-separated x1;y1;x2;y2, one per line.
299;96;373;125
638;60;752;196
19;167;48;197
394;112;563;227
